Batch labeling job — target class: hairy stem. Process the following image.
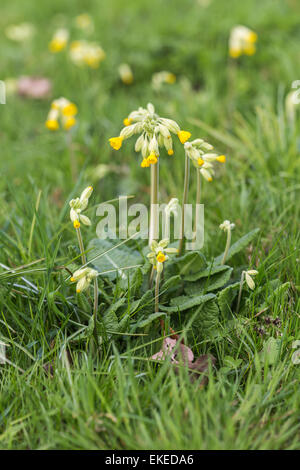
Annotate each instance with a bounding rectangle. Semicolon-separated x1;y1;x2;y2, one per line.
221;228;231;265
178;153;190;256
193;168;202;241
76;227;86;265
236;271;245;314
149;162;159;247
155;271;164;333
93;278;99;347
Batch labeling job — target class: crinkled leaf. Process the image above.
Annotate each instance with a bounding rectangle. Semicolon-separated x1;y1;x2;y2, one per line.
183;264;230;282
136;312;166;328
159;293;215;313
217;281;240;317
184;267;233;295
87;238;143;280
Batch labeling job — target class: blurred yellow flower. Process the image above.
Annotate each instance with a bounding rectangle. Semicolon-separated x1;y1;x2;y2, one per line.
152;71;176;90
45;97;77;131
5;23;35;41
74;13;94;33
119;64;134;85
49;29;69;53
229;25;257;58
69;40;105;68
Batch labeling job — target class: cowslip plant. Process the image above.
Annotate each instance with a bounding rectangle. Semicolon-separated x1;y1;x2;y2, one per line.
69;186;93;264
236;269;258;313
147;239;178;332
108;103;191;246
70;267;99;346
229;25;258;58
219;220;235;265
69;40;105;68
45;97;78;180
178;138;226;255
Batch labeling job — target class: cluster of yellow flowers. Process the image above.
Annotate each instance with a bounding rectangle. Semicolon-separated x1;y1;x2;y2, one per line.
229;25;258;58
109;103;191;168
45;97;78;131
184;138;226;182
69;40;105;68
48;16;105;69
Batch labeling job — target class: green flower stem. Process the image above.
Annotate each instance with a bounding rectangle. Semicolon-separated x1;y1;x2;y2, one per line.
93;278;99;347
193;168;202;241
76;226;87;265
221;227;231;265
236;271;245;314
178;152;190;256
155;271;164;332
149;162;159;247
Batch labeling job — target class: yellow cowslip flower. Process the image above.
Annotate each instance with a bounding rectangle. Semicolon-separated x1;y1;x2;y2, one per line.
147;153;158;165
109;136;123;150
49;29;69;53
156;251;166;263
119;63;134;85
70;267;98;293
45;97;77;132
74;13;94;33
147;239;178;274
184;138;226;182
177;130;191;144
123;117;132;126
152;71;176;90
69;40;105;68
229;25;257;58
109;103;186;166
141;158;150;168
69;186;93;227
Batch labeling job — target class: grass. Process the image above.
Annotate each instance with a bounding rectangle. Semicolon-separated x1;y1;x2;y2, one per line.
0;0;299;450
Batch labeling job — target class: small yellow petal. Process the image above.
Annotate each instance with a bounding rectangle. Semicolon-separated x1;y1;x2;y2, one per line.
147;153;158;165
197;158;204;166
109;136;123;150
156;252;166;263
73;220;80;229
168;149;174;156
216;155;226;163
123;117;132;126
177;130;191;144
64;116;76;130
70;277;75;282
45;119;59;131
62;103;78;116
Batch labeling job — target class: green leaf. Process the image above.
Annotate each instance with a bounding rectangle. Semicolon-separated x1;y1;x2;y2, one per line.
184;267;233;295
184;264;230;282
175;251;207;276
217;282;240;317
214;228;260;264
162;275;181;290
191;299;220;337
87;238;143;280
130;268;143;297
159;293;215;313
261;337;281;365
135;312;166;328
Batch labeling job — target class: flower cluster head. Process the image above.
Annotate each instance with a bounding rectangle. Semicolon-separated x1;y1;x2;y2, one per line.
244;269;258;290
184;138;226;182
147;239;178;274
69;40;105;68
152;71;176;91
74;13;94;33
49;29;69;53
229;25;258;58
69;186;93;228
219;220;235;232
109;103;191;168
119;63;134;85
5;22;35;42
70;267;98;293
45;97;78;131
